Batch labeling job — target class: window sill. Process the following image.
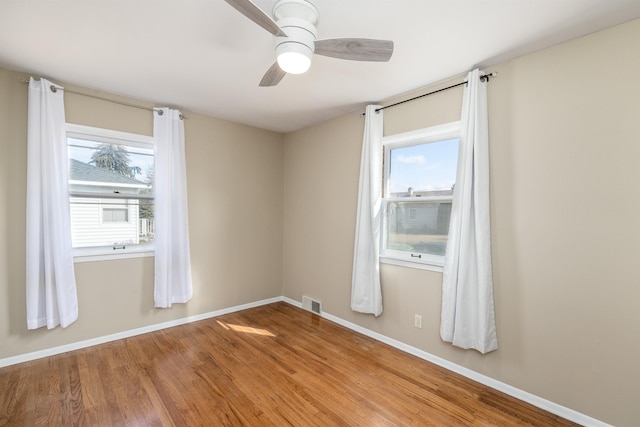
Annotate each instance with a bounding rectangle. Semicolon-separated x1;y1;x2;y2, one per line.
73;246;154;263
379;256;443;273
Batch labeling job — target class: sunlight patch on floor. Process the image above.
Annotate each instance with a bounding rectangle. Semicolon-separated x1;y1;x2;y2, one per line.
216;320;276;337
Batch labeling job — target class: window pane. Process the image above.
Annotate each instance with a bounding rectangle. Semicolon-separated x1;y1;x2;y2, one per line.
385;201;452;256
68;134;154;249
388;138;458;196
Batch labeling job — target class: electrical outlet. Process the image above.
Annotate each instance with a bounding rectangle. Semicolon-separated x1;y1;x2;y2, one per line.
414;314;422;329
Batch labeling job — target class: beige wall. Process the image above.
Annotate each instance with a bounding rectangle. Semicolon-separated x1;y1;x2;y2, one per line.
0;68;284;359
283;19;640;427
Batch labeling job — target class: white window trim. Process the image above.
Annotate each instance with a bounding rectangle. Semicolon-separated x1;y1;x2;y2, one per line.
67;123;154;147
380;256;443;272
67;123;155;262
380;121;460;270
382;121;460;150
73;245;154;263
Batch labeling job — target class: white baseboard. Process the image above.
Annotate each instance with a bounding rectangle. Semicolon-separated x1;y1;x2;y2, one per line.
282;296;610;427
1;295;611;427
0;296;283;369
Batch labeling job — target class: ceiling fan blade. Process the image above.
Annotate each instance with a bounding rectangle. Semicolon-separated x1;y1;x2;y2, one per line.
314;38;394;62
224;0;288;37
259;62;287;87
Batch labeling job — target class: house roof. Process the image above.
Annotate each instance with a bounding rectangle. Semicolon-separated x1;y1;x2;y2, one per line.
69;159;147;186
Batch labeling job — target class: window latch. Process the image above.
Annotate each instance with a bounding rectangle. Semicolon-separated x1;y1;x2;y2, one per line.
113;245;126;250
411;253;422;259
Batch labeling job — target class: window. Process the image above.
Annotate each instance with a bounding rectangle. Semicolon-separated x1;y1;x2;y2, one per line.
102;205;129;223
67;124;154;260
380;122;460;268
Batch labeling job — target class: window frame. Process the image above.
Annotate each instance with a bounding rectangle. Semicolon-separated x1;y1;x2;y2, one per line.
66;123;155;262
380;121;460;271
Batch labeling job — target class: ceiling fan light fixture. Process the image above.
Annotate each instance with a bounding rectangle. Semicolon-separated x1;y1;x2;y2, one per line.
223;0;394;86
273;12;318;75
276;44;312;74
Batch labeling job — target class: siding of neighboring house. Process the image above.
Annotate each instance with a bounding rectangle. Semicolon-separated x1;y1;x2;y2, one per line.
389;201;452;234
389;189;453;235
70;197;140;248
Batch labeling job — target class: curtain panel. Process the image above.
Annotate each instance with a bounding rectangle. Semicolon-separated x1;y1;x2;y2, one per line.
440;69;498;354
26;77;79;330
153;108;193;308
351;105;384;316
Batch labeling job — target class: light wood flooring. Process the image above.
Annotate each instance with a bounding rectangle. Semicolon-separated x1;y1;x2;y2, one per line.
0;302;578;426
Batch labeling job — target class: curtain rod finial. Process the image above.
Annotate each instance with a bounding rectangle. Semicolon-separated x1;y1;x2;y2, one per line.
480;71;497;82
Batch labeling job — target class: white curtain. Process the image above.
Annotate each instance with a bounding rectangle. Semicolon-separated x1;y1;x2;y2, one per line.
153;108;193;308
351;105;384;316
440;69;498;354
26;77;78;330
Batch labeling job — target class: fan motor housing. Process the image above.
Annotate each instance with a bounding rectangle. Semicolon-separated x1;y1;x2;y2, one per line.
273;1;319;73
273;0;318;24
274;17;317;56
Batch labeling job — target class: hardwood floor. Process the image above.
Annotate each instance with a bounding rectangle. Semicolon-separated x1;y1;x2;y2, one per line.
1;302;577;426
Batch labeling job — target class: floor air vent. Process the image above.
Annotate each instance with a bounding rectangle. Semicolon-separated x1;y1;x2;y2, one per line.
302;296;322;315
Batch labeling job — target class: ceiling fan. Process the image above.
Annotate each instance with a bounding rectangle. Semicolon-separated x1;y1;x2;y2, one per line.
224;0;394;86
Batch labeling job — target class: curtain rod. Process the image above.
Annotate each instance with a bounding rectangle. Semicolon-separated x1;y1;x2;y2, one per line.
21;78;187;119
363;71;497;116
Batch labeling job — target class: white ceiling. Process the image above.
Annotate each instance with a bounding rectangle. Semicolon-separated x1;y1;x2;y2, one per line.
1;0;639;133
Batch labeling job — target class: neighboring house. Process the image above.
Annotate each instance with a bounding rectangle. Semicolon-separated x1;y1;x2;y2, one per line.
69;159;150;248
388;187;453;235
387;188;453;255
